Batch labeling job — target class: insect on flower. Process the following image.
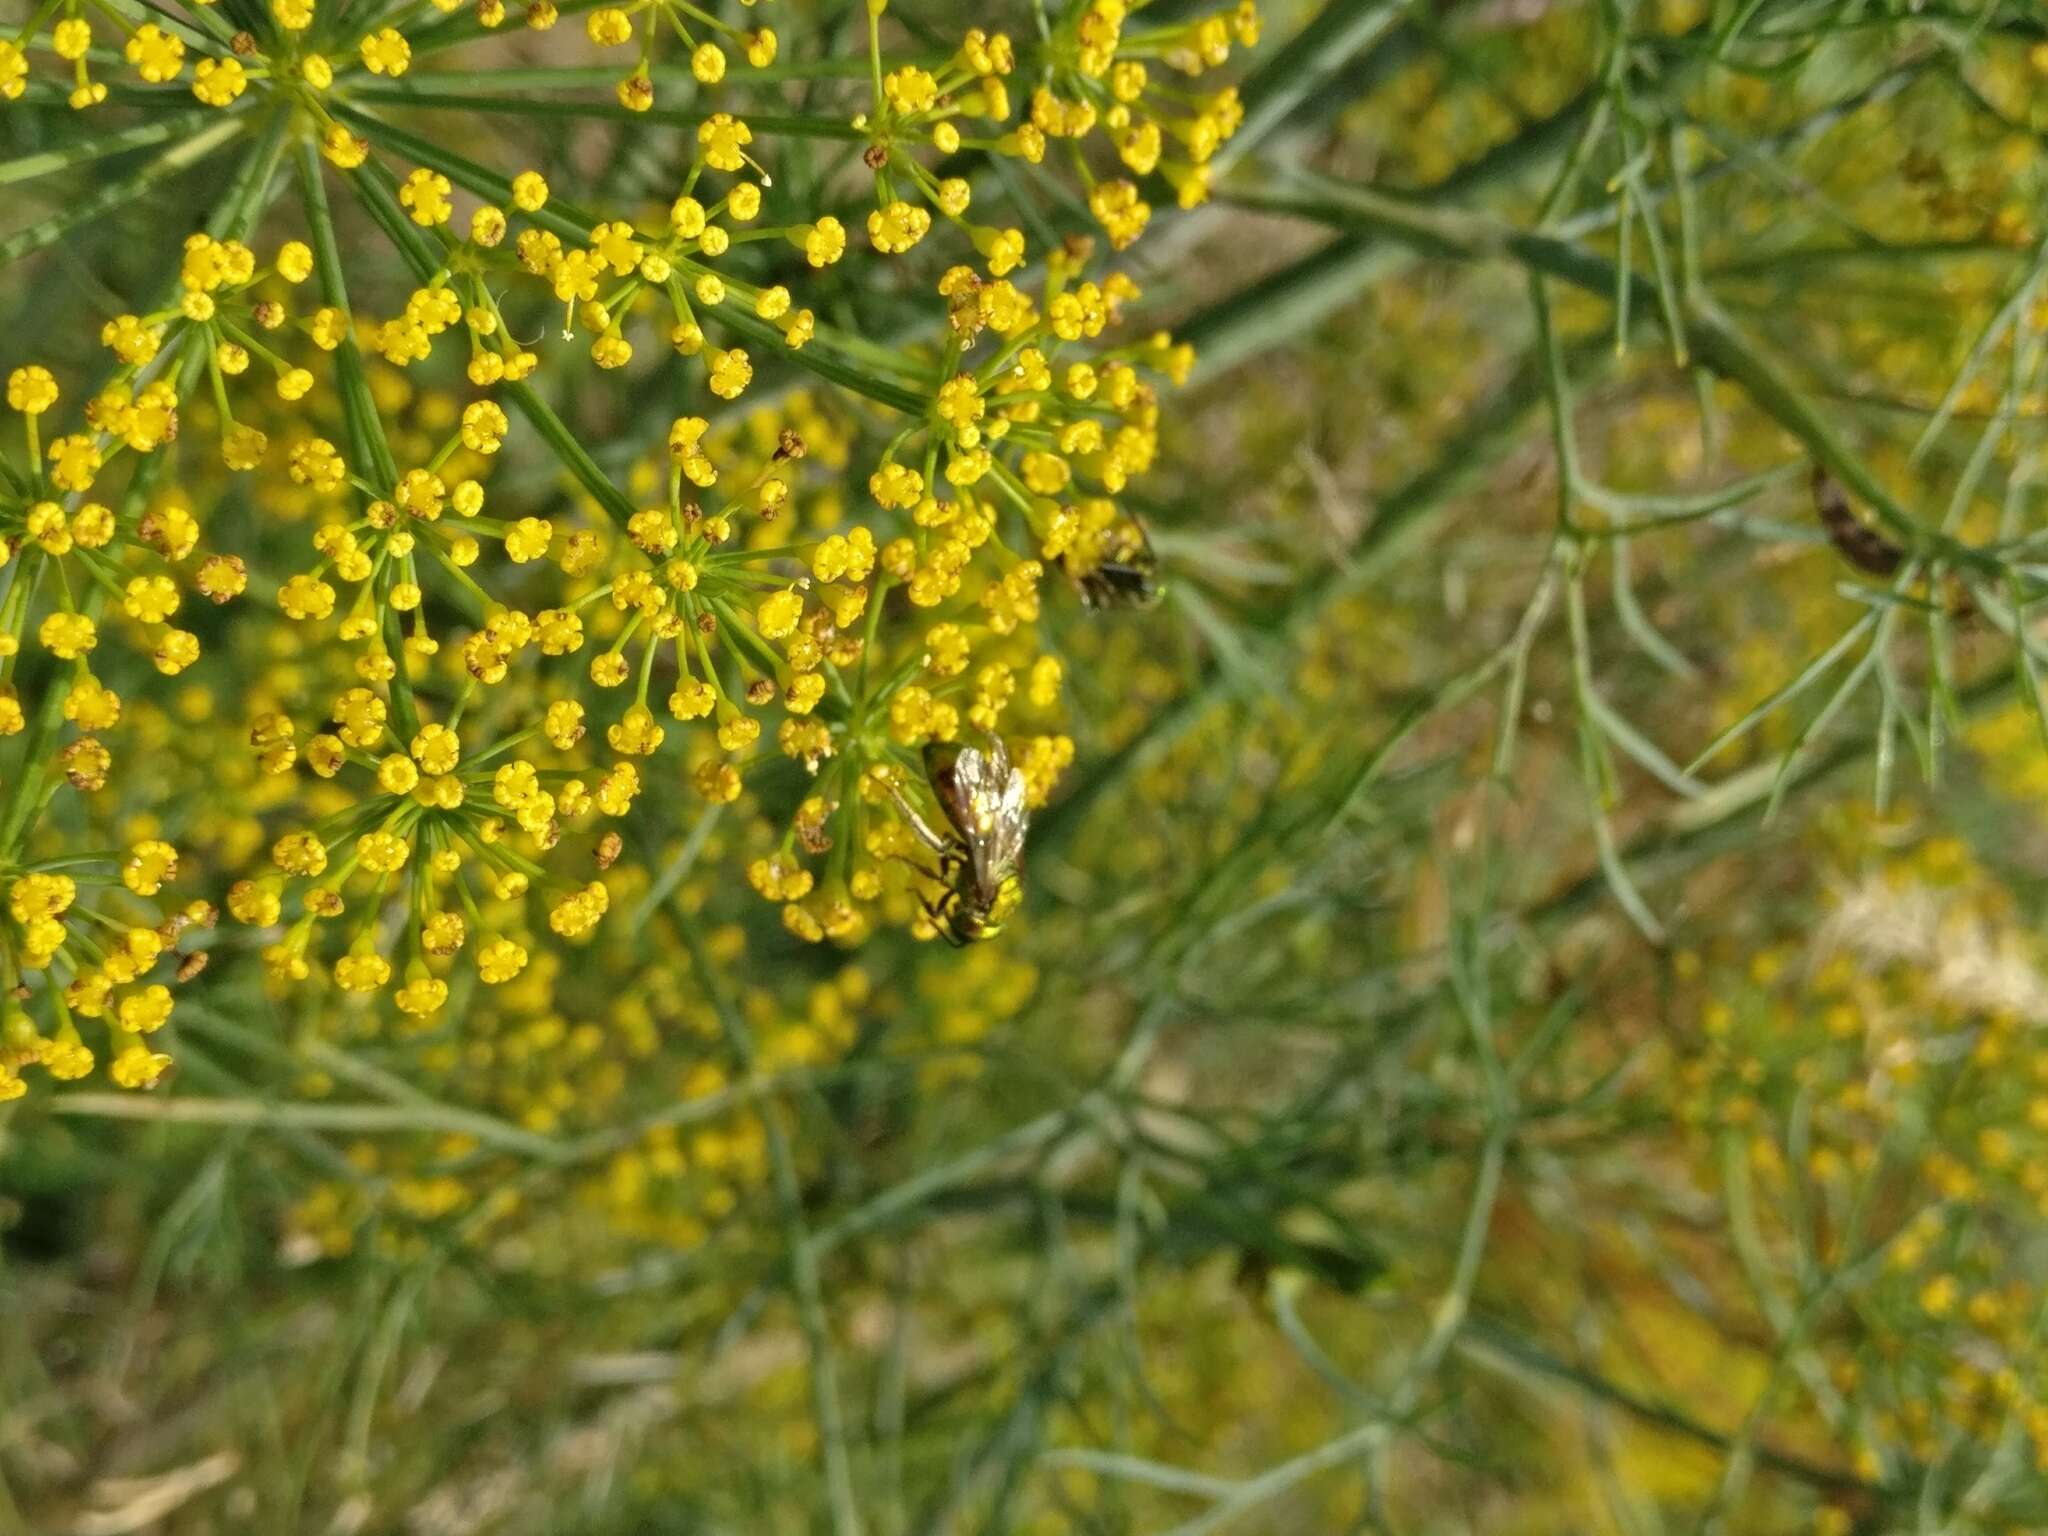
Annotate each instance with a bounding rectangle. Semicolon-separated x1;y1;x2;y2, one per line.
889;737;1030;945
1062;511;1164;610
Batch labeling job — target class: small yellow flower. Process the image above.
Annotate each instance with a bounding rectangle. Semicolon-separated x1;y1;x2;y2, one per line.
512;170;550;210
461;399;510;453
505;516;554;563
335;950;393;993
798;217;846;267
707;346;752;399
395;976;449;1016
117;985;174;1034
698;113;753;171
52;18;92;60
125;24;185;82
359;27;411;75
399;168;454;226
222;424;268;471
477;937;529;983
322;125;369;169
275;240;315;283
868;201;932;254
587;7;632;44
192;56;247;106
6;366;57;415
756;589;804;639
39;612;97;660
111;1046;173;1089
0;41;28;101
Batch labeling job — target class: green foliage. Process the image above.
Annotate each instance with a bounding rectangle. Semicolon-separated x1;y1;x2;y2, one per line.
8;0;2048;1532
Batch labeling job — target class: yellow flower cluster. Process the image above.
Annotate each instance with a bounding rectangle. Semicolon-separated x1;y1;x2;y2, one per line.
583;0;777;111
0;0;1262;1096
847;0;1257;256
0;856;209;1097
1668;823;2048;1484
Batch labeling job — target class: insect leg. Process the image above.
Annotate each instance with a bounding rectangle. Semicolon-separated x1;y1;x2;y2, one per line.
924;889;970;947
885;779;953;856
879;844;949;887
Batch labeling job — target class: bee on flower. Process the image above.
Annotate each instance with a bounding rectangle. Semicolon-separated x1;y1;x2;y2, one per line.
0;0;1255;1072
854;255;1186;615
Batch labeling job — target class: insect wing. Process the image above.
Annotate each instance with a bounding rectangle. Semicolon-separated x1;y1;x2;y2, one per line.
923;741;971;842
985;762;1029;878
926;740;1029;896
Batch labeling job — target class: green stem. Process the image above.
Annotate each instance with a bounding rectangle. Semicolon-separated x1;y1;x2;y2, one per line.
297;138;418;736
1222;174;1985;572
0;111;247;267
675;913;863;1536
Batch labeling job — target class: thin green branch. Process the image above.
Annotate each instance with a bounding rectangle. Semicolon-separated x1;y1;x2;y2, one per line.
1221;171;1991;573
675;911;862;1536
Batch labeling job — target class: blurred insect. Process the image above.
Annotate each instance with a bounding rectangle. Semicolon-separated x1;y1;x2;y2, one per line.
1813;464;1903;577
888;737;1029;944
1811;467;1976;619
1062;513;1164;610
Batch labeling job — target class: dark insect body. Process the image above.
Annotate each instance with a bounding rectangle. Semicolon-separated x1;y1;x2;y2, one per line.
1063;515;1164;610
1812;465;1904;577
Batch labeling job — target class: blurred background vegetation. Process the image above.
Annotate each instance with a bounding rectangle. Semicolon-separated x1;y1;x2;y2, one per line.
9;0;2048;1531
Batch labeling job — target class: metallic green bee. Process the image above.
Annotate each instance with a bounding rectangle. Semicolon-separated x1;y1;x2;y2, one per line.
890;737;1029;945
1062;513;1163;611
